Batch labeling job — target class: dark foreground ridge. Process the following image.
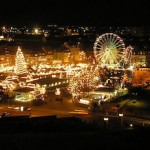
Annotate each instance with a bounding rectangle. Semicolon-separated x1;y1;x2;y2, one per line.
0;116;150;149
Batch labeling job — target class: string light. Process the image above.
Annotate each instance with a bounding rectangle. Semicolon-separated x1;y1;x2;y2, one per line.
14;47;28;74
67;65;100;100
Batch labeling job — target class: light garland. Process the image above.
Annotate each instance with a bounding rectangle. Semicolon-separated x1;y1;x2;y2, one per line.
67;65;100;100
14;47;28;74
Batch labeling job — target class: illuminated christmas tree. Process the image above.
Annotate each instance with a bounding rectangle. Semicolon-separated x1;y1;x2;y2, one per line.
67;65;100;100
14;47;28;74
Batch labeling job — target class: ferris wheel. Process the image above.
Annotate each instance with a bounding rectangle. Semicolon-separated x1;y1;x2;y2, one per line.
93;33;125;67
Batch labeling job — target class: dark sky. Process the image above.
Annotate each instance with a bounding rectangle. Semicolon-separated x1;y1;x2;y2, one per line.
0;0;150;26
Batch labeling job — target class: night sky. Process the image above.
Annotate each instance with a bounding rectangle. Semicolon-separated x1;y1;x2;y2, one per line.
0;0;150;26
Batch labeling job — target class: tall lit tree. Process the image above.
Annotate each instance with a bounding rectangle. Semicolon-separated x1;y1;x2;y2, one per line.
67;65;100;100
14;47;28;74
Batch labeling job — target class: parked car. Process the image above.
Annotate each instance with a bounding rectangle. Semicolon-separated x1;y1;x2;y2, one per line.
1;112;10;118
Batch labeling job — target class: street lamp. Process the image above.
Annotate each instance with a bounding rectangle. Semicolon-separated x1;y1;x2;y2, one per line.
104;117;109;121
119;113;123;126
20;106;24;115
55;88;63;103
20;106;24;112
34;28;38;34
104;117;109;128
119;113;123;117
130;123;133;127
